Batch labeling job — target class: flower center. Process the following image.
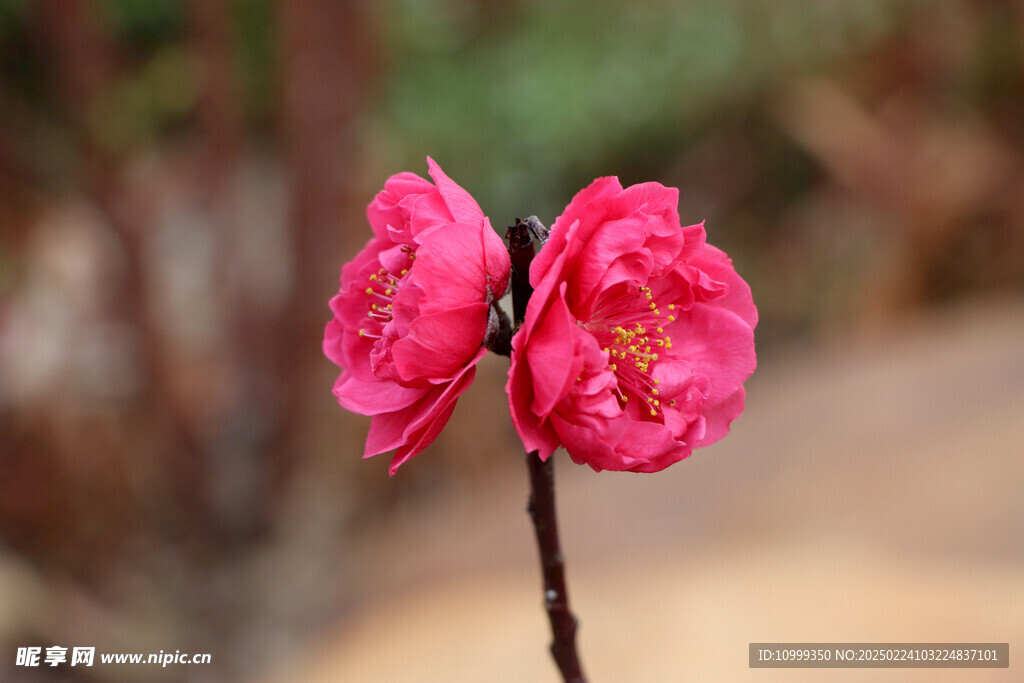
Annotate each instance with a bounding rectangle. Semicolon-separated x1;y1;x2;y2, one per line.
589;285;677;417
358;245;415;339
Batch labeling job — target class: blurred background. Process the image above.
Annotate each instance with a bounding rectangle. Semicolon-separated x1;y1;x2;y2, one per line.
1;0;1022;681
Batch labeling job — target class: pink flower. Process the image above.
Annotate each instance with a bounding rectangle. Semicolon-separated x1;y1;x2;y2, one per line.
324;159;510;475
507;177;757;473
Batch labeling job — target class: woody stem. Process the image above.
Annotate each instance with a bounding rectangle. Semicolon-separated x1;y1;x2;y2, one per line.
526;451;587;683
507;217;587;683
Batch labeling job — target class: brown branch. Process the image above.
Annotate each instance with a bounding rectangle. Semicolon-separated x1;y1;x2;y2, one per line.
505;215;548;325
507;216;587;682
526;452;587;683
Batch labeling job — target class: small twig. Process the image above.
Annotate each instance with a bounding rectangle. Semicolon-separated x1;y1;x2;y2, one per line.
505;216;547;325
484;301;514;357
526;452;587;683
506;216;587;682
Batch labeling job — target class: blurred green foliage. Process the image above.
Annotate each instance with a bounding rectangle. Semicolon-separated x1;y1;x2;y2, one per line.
234;0;275;129
0;0;900;216
0;0;44;105
98;0;183;53
0;0;901;216
2;0;1021;344
374;0;900;224
91;44;197;152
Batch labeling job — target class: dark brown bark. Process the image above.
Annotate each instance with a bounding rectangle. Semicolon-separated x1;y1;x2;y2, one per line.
508;217;587;682
505;215;548;325
526;452;588;683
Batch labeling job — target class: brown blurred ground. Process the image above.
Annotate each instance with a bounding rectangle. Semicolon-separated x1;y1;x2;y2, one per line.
268;296;1024;682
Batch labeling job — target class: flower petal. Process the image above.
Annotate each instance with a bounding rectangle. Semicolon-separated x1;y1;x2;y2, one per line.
574;216;652;308
697;386;745;448
525;285;581;418
390;302;489;382
361;355;479;471
688;244;758;329
507;319;562;461
404;223;510;312
530;177;622;289
427;157;486;226
381;351;483;474
366;172;435;240
664;304;756;406
333;372;426;415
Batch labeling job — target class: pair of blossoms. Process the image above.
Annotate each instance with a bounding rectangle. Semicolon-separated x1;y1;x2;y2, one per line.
324;159;757;475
